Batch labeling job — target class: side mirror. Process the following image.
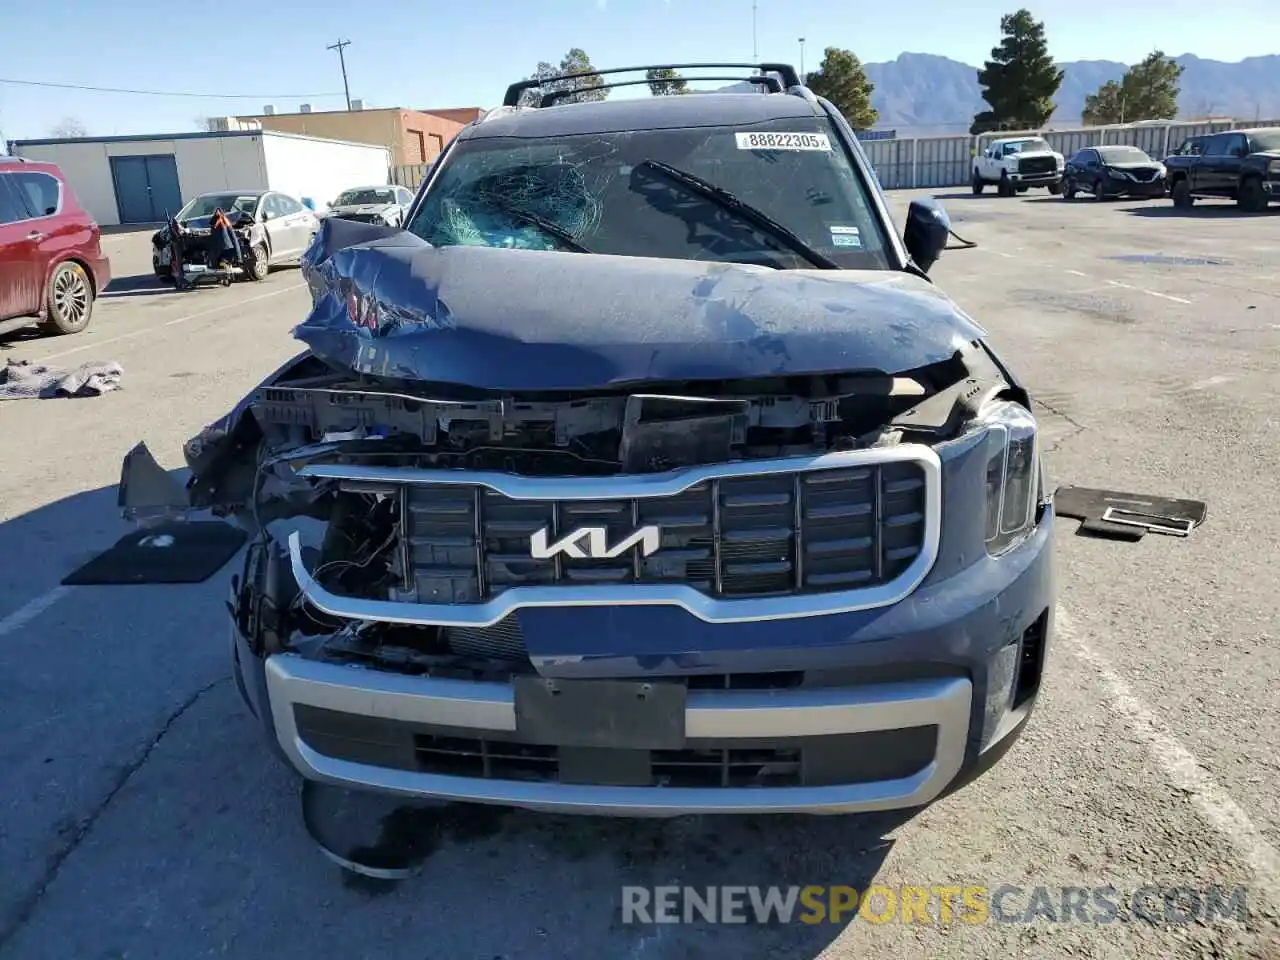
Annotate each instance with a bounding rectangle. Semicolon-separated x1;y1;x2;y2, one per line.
261;210;273;221
903;197;951;275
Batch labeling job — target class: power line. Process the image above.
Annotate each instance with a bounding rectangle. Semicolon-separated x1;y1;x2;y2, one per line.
0;77;346;100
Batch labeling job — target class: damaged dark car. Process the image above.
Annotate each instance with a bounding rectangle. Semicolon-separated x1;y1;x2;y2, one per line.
124;63;1055;817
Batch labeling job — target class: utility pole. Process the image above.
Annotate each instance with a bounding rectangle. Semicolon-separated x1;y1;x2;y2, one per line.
751;0;758;59
327;39;353;111
799;37;806;78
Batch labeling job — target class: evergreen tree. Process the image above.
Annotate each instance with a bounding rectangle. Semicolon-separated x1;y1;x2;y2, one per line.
645;68;689;95
805;48;878;130
1082;52;1183;125
970;10;1064;134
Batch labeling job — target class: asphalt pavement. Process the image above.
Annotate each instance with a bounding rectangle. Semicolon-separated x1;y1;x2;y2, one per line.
1;195;1277;960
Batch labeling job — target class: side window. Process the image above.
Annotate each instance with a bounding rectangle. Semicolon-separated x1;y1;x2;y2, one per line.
1203;134;1229;156
276;194;304;215
262;194;285;218
0;176;29;225
11;171;61;218
1226;134;1248;157
397;187;413;205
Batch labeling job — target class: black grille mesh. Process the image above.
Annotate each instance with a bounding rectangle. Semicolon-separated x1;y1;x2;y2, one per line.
405;460;928;604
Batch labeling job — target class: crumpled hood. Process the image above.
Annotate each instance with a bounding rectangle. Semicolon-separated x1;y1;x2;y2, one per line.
296;218;987;392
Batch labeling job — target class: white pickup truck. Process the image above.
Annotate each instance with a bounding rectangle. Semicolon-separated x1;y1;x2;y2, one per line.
973;136;1065;196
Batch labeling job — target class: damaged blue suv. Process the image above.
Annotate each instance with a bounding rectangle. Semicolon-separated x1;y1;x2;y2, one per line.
137;63;1054;816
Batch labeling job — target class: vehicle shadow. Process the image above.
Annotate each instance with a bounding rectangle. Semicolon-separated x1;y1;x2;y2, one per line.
101;273;170;299
1124;204;1278;218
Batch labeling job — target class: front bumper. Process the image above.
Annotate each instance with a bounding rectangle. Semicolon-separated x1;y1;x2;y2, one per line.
1106;176;1166;197
234;498;1056;816
1010;170;1062;185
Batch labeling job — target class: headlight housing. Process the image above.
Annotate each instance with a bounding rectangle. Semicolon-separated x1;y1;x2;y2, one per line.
1269;158;1280;174
982;399;1040;556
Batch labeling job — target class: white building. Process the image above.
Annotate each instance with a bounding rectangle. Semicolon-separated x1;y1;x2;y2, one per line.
8;129;391;226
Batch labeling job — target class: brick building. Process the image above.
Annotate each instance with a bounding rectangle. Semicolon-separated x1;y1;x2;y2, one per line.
232;106;483;167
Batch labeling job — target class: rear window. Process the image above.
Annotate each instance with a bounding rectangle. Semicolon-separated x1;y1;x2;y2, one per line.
11;171;61;218
407;117;891;271
1097;146;1151;163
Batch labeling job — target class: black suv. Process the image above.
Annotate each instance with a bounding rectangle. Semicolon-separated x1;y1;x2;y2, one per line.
1164;127;1280;211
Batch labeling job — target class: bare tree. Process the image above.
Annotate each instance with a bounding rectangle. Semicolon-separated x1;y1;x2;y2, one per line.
49;117;88;138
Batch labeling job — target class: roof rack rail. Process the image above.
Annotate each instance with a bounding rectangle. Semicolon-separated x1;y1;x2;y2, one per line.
538;74;780;107
504;62;802;107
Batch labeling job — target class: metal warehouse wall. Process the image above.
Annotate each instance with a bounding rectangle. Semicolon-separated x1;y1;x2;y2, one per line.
13;136;267;226
260;134;391;211
861;118;1280;191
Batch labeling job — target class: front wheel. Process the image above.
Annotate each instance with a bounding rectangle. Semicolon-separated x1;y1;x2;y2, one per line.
244;244;269;282
1171;179;1193;209
1093;179;1107;201
40;262;94;335
972;171;985;195
998;174;1015;197
1047;179;1063;195
1063;179;1076;200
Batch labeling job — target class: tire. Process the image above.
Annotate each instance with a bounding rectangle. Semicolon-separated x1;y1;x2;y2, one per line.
1171;179;1193;209
1063;179;1076;200
245;243;269;281
40;262;94;335
1047;179;1063;195
972;170;985;195
998;174;1015;197
1093;178;1107;201
1016;185;1029;194
1239;177;1268;213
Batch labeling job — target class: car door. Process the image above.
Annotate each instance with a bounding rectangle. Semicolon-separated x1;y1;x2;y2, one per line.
11;168;80;284
276;193;318;254
1222;133;1250;195
259;193;294;261
1075;150;1100;187
1197;134;1231;194
0;173;44;320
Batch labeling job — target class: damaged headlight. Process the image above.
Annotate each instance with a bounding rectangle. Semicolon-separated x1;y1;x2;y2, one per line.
982;399;1039;556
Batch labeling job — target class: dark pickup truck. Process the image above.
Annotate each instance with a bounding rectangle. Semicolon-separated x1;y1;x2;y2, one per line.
1164;127;1280;211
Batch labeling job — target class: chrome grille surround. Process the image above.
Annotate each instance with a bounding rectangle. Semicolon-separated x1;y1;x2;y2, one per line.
289;444;942;626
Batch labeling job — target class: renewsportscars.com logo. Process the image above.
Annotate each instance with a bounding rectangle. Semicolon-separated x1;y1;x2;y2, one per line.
621;885;1250;926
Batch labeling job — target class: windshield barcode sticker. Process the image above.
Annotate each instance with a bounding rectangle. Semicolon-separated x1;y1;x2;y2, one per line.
735;132;832;152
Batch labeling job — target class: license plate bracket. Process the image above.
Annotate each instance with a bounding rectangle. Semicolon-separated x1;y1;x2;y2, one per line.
513;677;686;750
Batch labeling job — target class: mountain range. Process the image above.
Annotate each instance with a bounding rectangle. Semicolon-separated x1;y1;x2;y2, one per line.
860;52;1280;136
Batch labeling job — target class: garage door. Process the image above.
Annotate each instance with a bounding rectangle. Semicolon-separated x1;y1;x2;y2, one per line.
110;154;183;223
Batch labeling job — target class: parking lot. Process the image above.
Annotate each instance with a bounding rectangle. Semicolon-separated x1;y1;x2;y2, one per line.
1;191;1278;960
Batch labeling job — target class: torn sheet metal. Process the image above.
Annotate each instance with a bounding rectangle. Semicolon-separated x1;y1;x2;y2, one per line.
295;217;987;392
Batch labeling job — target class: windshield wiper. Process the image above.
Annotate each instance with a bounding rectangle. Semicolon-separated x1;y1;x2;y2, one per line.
488;200;592;254
636;159;841;270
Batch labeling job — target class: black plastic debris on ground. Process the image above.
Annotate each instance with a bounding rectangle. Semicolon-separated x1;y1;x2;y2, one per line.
1054;486;1207;541
61;521;247;585
301;780;509;890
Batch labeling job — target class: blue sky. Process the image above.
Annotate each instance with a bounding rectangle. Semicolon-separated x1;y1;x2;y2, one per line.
2;0;1273;141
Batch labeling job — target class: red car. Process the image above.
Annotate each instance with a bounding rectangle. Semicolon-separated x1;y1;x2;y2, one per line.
0;157;111;336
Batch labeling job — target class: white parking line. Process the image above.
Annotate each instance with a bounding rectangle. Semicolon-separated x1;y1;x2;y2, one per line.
0;586;72;639
1057;606;1280;912
1144;290;1193;304
36;283;306;363
1065;269;1088;277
